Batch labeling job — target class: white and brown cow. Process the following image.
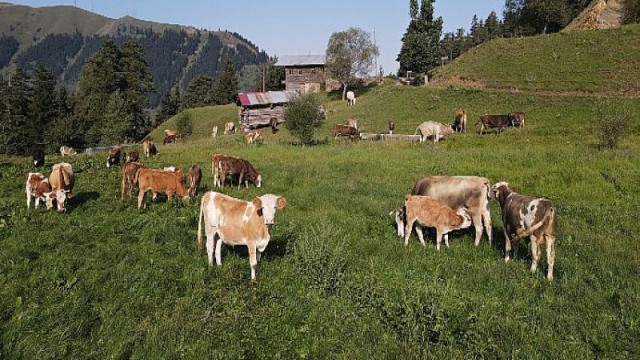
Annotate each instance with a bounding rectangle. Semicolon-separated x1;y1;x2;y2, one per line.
224;122;236;135
59;146;77;157
509;112;525;128
142;139;157;158
212;125;219;138
415;121;454;143
411;176;492;246
388;121;396;135
107;145;123;168
401;195;472;250
45;162;75;212
491;182;557;280
346;117;358;130
26;172;51;209
120;161;144;199
197;191;287;280
163;129;178;145
333;124;360;139
244;130;263;144
135;168;189;209
453;109;467;132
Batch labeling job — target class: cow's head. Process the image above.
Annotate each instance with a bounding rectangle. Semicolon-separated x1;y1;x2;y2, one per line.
490;182;512;207
255;194;286;226
44;189;71;212
455;208;473;230
255;174;262;188
389;206;406;238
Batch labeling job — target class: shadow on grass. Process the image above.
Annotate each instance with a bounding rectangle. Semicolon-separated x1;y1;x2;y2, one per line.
69;191;101;212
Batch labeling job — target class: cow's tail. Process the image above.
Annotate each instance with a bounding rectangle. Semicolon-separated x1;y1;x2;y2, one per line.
516;207;555;239
197;194;205;252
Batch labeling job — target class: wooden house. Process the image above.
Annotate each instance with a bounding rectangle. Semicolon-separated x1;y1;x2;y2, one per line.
275;55;326;94
236;91;299;129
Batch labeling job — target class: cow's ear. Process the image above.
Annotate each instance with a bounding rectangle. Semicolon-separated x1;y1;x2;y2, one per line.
276;197;286;209
48;192;56;199
66;191;74;199
253;197;263;208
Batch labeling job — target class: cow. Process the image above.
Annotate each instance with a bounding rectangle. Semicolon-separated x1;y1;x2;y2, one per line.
415;121;454;143
188;164;202;196
477;114;512;134
269;117;279;134
44;162;75;212
163;129;178;145
411;176;492;246
244;130;263;144
59;146;77;157
218;156;262;189
135;168;189;209
346;91;356;106
224;122;236;135
212;153;231;187
453;109;467;132
509;112;525;128
126;150;139;163
212;126;219;138
197;191;287;280
107;145;123;168
490;182;557;280
347;117;358;130
402;195;473;250
333;124;360;139
26;172;51;209
120;161;144;199
388;121;396;135
32;149;45;167
142;139;157;158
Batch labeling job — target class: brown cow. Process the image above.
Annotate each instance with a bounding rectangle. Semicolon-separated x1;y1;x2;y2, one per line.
477;114;512;134
45;162;75;212
224;122;236;135
107;145;123;168
491;182;557;280
347;117;358;130
120;161;144;199
402;195;472;250
197;191;287;280
269;117;279;134
126;150;139;163
333;124;360;139
135;168;189;209
411;176;492;246
453;109;467;132
26;172;51;209
59;146;77;157
244;130;263;144
509;112;525;128
163;129;178;145
388;121;396;135
212;153;234;187
218;157;262;189
142;139;157;158
188;164;202;196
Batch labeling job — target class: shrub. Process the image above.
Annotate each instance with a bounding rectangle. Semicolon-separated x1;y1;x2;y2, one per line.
284;94;324;145
593;100;632;150
175;112;193;138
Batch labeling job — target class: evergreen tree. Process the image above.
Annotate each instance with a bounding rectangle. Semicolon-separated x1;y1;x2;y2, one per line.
211;53;239;105
120;40;153;141
102;91;132;145
183;74;213;109
157;84;181;122
0;68;32;154
397;0;443;76
30;64;57;147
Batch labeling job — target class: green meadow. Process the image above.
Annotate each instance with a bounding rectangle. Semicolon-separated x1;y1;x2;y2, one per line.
2;28;640;358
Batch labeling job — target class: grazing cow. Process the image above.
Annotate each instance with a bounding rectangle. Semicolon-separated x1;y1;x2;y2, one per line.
26;172;51;209
269;117;279;134
388;121;396;135
197;191;287;280
126;150;139;163
45;162;75;212
509;112;525;128
346;91;356;106
333;124;360;139
453;109;467;132
244;130;263;144
478;114;512;134
347;117;358;130
142;139;157;158
491;182;557;280
402;195;472;250
211;153;231;187
32;149;45;167
224;122;236;135
411;176;492;246
107;145;123;168
135;168;189;209
120;161;144;199
415;121;454;143
59;146;77;157
212;126;219;138
218;157;262;189
163;129;178;145
188;164;202;196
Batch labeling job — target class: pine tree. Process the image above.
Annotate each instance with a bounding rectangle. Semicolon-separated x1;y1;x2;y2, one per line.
0;67;32;154
30;64;57;147
397;0;443;76
211;53;239;105
183;75;213;109
157;84;181;123
120;40;153;141
102;91;132;145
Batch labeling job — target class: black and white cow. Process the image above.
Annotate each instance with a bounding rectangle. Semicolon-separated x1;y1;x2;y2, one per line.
491;182;557;280
32;149;45;167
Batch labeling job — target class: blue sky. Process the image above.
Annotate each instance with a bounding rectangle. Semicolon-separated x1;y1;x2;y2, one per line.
9;1;505;75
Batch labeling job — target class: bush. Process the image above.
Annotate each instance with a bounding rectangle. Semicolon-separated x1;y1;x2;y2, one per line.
284;94;324;145
594;100;632;150
175;112;193;138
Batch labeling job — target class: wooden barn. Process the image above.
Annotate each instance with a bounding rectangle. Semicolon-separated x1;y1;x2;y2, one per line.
236;91;299;129
275;55;326;94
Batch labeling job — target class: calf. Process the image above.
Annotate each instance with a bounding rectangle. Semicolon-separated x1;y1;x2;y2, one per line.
32;149;45;167
107;145;123;168
26;172;51;209
163;129;178;145
59;146;77;157
142;139;157;158
244;130;263;144
135;168;189;209
45;162;75;212
126;150;139;163
453;109;467;132
403;195;472;250
188;164;202;196
218;157;262;189
412;176;492;246
509;112;525;128
197;191;286;280
388;121;396;135
415;121;454;143
491;182;557;280
120;161;144;199
333;124;360;139
478;114;512;134
224;122;236;135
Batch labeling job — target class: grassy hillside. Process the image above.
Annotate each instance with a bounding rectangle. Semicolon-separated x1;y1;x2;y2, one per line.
2;82;639;358
432;24;640;95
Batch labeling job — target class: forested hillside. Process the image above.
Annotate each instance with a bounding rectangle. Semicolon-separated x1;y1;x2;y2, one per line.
0;3;270;107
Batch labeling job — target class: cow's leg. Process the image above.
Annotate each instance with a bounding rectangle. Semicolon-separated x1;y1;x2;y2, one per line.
27;193;31;208
530;235;539;274
416;226;426;247
444;232;450;248
504;229;512;262
206;233;215;266
214;238;223;266
471;211;483;246
248;244;258;280
436;229;443;251
137;189;146;209
481;207;493;245
546;234;555;281
404;220;415;246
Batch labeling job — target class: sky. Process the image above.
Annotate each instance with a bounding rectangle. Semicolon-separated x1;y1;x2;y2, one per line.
9;1;505;75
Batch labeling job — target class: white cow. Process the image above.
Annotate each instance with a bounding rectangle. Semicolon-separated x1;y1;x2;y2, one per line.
346;91;356;106
415;121;454;143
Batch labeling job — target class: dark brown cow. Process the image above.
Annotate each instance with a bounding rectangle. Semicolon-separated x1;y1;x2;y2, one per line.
188;164;202;196
388;121;396;135
135;168;189;209
453;109;467;132
219;157;262;189
491;182;557;280
411;176;492;246
270;117;279;134
212;153;234;187
107;145;123;168
478;114;512;134
142;139;157;158
333;124;360;139
126;150;139;163
121;161;144;199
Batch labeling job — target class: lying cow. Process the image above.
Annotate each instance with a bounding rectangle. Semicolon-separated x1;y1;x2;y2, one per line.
333;124;360;139
402;195;472;250
188;164;202;196
135;168;189;209
197;191;287;280
107;145;123;168
142;139;157;158
163;129;178;145
415;121;454;143
218;156;262;189
120;161;144;199
478;114;512;134
453;109;467;132
32;149;45;167
45;162;75;212
411;176;492;246
491;182;557;280
59;146;77;157
224;122;236;135
26;172;51;209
